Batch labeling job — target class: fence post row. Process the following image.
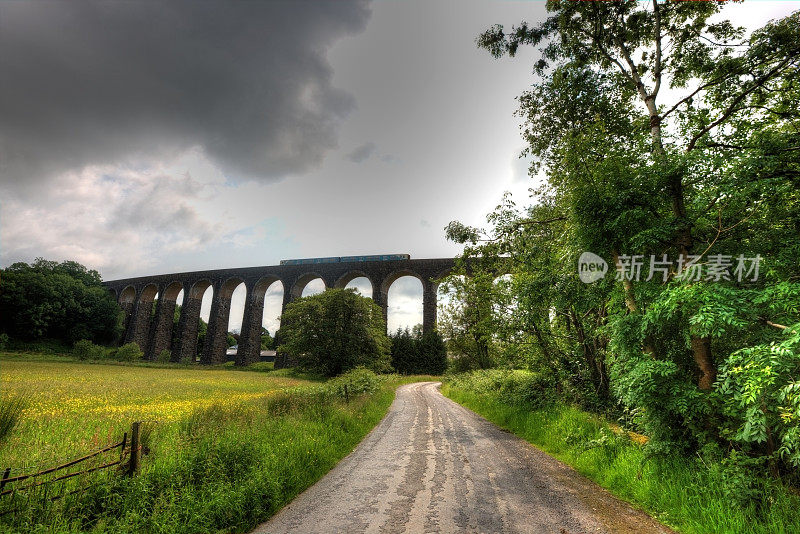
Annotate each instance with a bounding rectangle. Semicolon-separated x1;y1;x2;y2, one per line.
0;420;144;505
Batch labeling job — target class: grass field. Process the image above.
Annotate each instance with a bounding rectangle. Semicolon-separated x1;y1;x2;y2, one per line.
0;353;311;468
0;353;426;533
442;382;800;534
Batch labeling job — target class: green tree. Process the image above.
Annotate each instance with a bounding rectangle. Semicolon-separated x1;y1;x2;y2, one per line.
0;259;122;344
419;330;448;375
260;327;274;350
438;264;508;371
390;328;417;373
478;0;800;389
279;289;392;377
390;327;448;375
443;2;800;460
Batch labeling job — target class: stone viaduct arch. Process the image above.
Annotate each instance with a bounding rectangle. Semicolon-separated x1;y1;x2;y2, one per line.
104;257;455;366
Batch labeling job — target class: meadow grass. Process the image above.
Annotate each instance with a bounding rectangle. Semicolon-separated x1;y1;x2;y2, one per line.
0;353;431;533
442;383;800;534
0;354;312;468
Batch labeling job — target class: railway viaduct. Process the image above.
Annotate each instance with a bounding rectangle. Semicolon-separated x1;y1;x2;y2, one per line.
103;257;455;366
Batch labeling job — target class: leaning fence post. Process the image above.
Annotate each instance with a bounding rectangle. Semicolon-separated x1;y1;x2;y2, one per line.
128;422;141;476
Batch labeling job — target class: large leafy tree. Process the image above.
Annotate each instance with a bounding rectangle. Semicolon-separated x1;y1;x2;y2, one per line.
0;258;122;344
445;1;800;459
279;288;392;377
479;0;800;388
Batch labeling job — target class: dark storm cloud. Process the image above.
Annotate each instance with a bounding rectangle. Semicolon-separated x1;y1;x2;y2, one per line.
0;0;371;190
345;141;376;163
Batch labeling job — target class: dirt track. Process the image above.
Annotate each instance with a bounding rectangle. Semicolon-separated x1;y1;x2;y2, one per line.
253;382;672;534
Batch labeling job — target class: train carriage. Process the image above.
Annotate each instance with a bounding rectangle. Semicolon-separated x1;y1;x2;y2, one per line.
279;254;410;266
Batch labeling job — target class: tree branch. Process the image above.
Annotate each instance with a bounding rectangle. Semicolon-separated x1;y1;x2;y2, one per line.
761;318;788;330
687;56;796;152
651;0;662;101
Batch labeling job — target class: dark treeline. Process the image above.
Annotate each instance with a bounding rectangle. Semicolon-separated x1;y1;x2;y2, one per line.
389;327;448;376
0;259;121;344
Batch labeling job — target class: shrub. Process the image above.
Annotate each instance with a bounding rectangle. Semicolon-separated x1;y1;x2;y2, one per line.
447;369;556;408
327;367;384;399
156;349;172;363
115;342;144;362
73;339;106;360
0;333;8;351
717;323;800;472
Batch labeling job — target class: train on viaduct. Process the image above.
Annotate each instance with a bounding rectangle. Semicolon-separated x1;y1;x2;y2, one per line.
103;255;455;366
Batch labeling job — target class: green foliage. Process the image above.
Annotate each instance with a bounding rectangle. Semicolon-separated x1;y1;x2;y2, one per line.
260;327;274;350
326;367;384;398
280;289;392;377
440;3;800;488
72;339;106;361
390;328;448;375
438;269;502;370
0;258;122;344
115;342;144;362
0;333;8;351
71;339;153;364
246;361;274;372
156;349;172;363
447;369;556;409
717;324;800;469
717;449;770;509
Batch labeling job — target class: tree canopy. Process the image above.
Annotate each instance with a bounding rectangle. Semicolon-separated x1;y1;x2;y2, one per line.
279;288;392;377
441;1;800;474
390;327;448;375
0;258;122;344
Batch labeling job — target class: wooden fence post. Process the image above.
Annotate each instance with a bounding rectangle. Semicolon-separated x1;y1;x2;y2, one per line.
344;384;350;403
119;432;127;463
128;422;141;476
0;468;10;491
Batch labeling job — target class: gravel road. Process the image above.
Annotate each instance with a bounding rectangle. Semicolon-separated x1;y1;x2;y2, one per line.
253;382;672;534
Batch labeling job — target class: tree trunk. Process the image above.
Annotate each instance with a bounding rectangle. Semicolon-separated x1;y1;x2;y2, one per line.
611;249;639;313
691;336;715;390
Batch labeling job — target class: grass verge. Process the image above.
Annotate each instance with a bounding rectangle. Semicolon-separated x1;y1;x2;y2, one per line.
441;383;800;534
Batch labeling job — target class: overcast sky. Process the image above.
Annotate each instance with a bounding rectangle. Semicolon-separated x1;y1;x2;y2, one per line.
1;0;796;333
